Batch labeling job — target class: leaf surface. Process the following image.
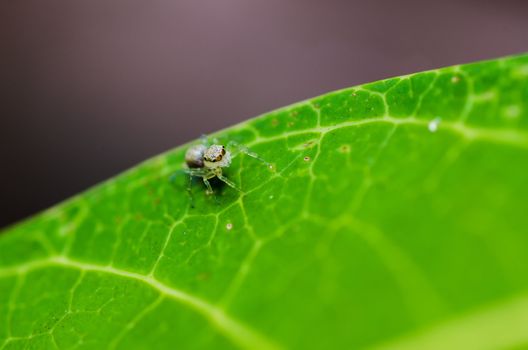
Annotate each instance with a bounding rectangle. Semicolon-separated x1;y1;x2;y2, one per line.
2;54;528;350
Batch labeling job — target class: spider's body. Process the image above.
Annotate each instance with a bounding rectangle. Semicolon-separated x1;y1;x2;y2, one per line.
178;139;268;199
184;144;232;182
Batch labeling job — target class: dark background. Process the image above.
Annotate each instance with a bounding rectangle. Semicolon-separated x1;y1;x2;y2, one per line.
1;0;527;228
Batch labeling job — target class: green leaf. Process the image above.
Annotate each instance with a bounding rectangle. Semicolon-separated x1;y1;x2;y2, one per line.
2;54;528;350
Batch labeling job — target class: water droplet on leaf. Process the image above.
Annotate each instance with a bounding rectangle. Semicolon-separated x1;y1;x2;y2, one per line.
428;117;441;133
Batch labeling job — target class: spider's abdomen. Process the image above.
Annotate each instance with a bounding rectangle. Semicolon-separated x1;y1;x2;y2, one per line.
185;145;207;168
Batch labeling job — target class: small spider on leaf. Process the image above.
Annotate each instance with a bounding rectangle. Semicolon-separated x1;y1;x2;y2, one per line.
171;136;270;204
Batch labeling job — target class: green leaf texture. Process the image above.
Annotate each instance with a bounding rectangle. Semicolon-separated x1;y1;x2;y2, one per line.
2;54;528;350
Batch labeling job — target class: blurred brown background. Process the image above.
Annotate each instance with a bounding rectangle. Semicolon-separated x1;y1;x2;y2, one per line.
1;0;527;228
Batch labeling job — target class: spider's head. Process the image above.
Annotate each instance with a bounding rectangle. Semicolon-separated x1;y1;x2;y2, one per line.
204;144;231;169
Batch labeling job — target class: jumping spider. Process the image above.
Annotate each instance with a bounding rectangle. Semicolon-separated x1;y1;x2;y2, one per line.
175;136;269;201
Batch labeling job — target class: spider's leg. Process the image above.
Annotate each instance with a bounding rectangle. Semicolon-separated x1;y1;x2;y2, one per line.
202;177;221;204
217;174;242;192
169;168;186;183
185;172;195;207
202;177;214;195
200;134;209;145
200;134;220;147
175;168;200;207
186;168;212;205
227;141;270;166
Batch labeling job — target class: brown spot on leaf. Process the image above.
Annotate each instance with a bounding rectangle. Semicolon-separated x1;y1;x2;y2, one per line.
303;141;315;148
339;144;351;153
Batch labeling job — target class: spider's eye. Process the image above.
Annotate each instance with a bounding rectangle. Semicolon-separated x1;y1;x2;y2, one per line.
204;154;223;162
